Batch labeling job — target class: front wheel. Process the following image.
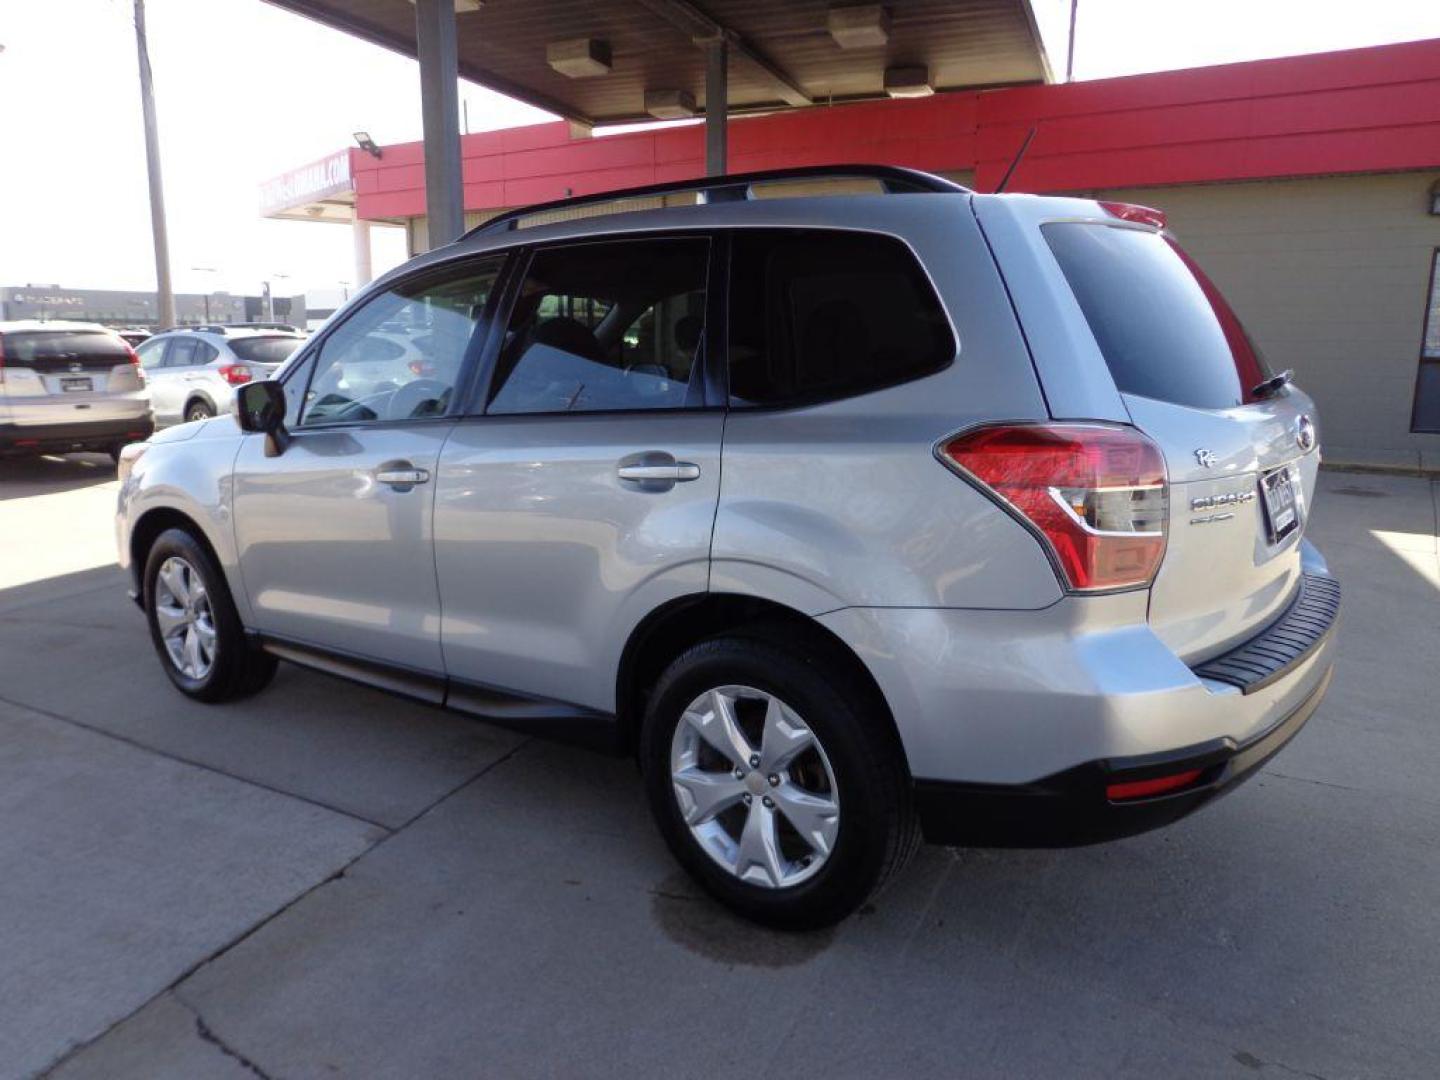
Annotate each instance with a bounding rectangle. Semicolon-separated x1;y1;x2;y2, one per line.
641;635;917;929
144;528;276;702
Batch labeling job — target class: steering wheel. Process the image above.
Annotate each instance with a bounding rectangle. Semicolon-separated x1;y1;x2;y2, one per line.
387;378;453;419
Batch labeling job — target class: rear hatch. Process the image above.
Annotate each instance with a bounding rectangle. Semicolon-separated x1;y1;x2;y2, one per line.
1042;216;1319;664
0;328;141;397
227;335;302;379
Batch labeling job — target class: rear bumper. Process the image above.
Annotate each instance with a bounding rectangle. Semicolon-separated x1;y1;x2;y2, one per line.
0;415;154;455
818;545;1340;846
913;663;1332;847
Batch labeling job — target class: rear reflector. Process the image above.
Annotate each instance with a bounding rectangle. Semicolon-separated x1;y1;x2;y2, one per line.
1106;768;1205;802
1100;201;1167;229
939;424;1168;592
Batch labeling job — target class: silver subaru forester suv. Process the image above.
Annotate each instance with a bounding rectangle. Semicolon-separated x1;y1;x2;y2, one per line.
116;166;1339;928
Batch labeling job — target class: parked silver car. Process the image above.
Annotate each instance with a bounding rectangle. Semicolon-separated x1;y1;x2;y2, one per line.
1;320;153;460
136;327;303;426
115;166;1339;928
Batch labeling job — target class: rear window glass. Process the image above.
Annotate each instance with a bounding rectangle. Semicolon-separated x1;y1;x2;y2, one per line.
0;330;129;363
1043;223;1270;410
230;336;301;365
728;229;954;407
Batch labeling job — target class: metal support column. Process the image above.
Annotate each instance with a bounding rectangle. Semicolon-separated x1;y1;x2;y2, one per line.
705;37;728;176
351;218;373;287
415;0;464;248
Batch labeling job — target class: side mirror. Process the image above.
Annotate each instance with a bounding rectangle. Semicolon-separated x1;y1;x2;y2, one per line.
235;380;290;456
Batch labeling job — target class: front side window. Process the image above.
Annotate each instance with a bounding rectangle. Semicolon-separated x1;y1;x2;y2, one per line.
298;258;503;426
487;237;709;415
1411;248;1440;433
727;229;954;408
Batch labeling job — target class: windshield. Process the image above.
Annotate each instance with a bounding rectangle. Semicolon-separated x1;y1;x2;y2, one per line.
229;336;302;365
1044;223;1271;410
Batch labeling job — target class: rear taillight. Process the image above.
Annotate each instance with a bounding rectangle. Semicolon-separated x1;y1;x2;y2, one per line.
219;363;253;386
939;423;1168;592
124;342;140;365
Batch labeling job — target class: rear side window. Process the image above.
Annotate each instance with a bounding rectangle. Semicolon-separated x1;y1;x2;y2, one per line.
1044;223;1270;410
727;229;954;407
230;336;301;365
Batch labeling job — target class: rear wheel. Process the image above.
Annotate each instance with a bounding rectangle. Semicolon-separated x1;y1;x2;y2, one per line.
143;528;276;702
641;636;917;929
185;399;215;423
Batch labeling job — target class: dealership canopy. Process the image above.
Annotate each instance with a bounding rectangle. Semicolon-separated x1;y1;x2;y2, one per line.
260;0;1051;245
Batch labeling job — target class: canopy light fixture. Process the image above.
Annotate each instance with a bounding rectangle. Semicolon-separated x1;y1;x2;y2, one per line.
884;65;933;98
353;131;382;159
405;0;483;11
645;89;697;120
828;5;890;49
547;38;612;78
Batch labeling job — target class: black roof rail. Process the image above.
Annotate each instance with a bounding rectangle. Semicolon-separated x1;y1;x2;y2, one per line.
462;164;969;240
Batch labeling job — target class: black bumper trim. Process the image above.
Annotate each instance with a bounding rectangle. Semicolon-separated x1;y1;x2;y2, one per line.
1;416;154;454
913;664;1333;848
1193;572;1340;694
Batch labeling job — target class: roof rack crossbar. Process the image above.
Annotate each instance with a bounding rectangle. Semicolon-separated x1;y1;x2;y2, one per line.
463;164;968;240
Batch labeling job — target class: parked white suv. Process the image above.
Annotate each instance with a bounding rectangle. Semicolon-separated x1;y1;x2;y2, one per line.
116;167;1339;928
136;327;303;426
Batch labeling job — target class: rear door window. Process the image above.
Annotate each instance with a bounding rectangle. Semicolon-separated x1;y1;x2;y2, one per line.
166;337;201;368
486;237;709;415
1043;223;1270;410
726;229;954;407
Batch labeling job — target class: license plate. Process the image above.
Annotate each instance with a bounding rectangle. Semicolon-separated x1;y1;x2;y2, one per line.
60;376;93;393
1260;466;1299;543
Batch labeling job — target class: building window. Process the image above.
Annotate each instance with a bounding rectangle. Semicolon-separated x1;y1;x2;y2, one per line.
1412;248;1440;433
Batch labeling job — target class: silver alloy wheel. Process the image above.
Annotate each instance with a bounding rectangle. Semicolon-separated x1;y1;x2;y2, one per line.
670;685;840;889
186;402;213;422
153;556;217;680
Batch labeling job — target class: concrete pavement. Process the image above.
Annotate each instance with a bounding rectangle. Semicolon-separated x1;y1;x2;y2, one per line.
1;453;1437;1079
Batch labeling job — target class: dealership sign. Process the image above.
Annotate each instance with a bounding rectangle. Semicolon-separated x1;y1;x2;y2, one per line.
259;151;352;215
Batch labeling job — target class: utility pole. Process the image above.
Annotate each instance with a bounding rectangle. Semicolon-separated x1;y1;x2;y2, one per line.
1066;0;1079;83
133;0;175;328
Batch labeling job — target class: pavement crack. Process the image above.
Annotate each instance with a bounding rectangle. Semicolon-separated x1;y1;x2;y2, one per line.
177;994;276;1080
1264;770;1366;794
1233;1049;1329;1079
0;689;395;832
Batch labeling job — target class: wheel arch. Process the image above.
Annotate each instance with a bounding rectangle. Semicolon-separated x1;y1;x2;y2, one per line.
183;391;219;418
615;592;908;774
129;506;227;606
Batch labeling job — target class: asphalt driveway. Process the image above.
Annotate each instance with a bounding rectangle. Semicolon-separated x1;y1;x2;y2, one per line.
2;453;1437;1079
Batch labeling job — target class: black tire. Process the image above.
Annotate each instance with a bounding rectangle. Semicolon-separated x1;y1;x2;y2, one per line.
641;634;918;930
143;527;277;702
185;400;215;423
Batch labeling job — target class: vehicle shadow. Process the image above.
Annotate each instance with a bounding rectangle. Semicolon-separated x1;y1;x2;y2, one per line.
0;453;117;501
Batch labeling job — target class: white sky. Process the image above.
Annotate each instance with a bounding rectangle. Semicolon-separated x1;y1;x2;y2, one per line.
1;0;1438;298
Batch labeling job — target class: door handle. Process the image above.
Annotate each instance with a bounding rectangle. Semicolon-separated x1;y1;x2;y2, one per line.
375;465;431;487
616;462;701;482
